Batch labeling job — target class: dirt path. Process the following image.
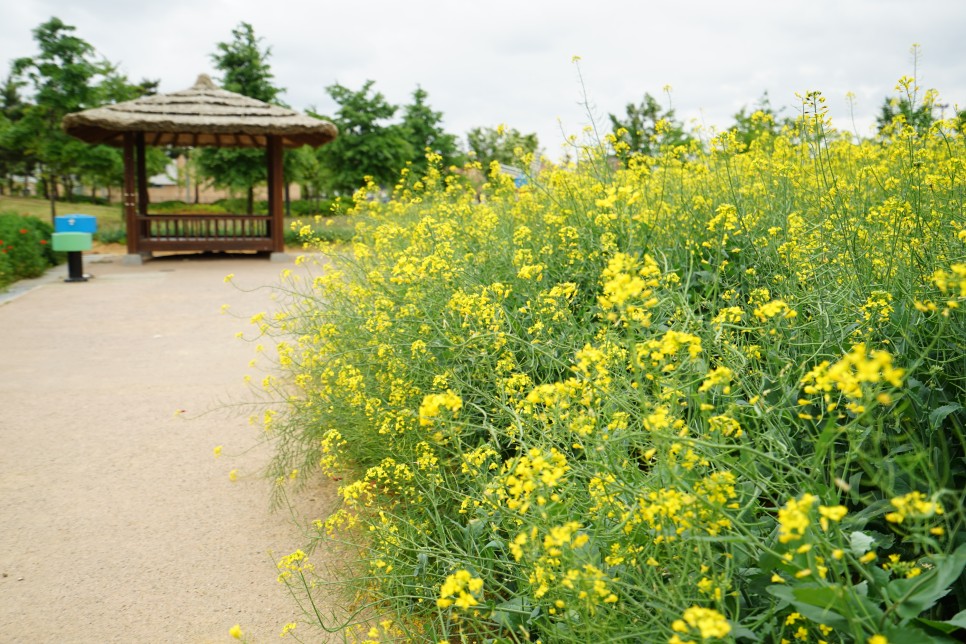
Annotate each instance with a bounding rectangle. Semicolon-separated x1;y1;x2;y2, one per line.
0;254;339;643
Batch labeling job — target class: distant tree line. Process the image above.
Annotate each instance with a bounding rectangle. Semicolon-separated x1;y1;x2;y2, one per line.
0;18;545;215
0;17;168;217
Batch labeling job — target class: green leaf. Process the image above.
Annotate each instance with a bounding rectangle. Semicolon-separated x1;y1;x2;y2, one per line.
850;531;876;555
929;403;962;429
913;617;960;635
884;623;959;644
944;608;966;628
888;543;966;620
728;622;760;642
767;583;851;630
490;596;531;630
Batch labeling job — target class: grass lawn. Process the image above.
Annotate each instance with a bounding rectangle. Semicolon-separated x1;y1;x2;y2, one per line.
0;195;124;225
0;194;357;247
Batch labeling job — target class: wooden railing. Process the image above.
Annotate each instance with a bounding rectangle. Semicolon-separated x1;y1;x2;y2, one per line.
135;214;275;252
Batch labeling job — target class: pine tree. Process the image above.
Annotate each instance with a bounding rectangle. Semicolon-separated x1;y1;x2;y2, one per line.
196;22;282;214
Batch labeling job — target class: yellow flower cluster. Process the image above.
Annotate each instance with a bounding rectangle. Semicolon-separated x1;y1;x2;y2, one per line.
625;471;737;541
418;390;463;427
800;343;905;414
885;491;943;524
598;252;662;324
778;494;848;544
276;549;313;584
670;606;731;642
777;494;817;544
637;330;703;372
437;569;484;609
488;447;569;515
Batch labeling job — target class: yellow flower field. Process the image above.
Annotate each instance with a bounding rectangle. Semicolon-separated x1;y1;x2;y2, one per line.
257;84;966;642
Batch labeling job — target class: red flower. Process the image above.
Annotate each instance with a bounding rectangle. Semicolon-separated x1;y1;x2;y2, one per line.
19;228;27;234
40;239;48;245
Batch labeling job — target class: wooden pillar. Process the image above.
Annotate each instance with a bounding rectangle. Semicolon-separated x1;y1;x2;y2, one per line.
266;135;284;253
122;132;139;254
136;132;149;215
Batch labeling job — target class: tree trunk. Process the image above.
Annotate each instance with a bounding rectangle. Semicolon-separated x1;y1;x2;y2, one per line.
48;173;57;223
246;186;254;215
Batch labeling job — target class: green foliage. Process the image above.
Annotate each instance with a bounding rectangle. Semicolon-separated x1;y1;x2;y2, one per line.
313;80;414;195
286;198;339;218
92;224;125;245
400;86;462;175
876;95;935;136
211;22;281;103
0;75;34;193
728;92;792;151
284;215;355;246
285;145;331;205
877;45;938;137
10;17;111;207
196;22;282;214
149;200;229;215
0;212;57;286
465;125;539;167
608;91;693;160
6;17;162;210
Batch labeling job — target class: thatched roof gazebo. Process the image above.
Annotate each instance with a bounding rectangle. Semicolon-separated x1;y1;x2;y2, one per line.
63;74;337;262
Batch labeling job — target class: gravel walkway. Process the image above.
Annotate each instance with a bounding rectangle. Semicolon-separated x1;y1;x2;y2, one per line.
0;254;339;643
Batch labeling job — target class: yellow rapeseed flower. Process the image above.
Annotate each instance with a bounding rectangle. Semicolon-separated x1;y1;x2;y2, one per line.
437;569;484;609
670;606;731;640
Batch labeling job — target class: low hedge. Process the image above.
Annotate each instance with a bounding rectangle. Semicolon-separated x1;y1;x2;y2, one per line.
0;213;61;288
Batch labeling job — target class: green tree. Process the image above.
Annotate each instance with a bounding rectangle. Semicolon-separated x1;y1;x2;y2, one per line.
0;75;33;195
196;22;282;214
314;80;412;195
465;125;539;168
400;87;461;176
608;92;692;160
79;70;163;202
876;96;935;136
11;17;112;217
728;92;791;151
286;144;331;209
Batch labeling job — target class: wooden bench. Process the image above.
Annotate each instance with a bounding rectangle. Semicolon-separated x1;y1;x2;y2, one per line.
134;214;275;252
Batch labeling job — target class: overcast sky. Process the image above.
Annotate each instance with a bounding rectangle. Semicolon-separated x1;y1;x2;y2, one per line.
3;0;965;158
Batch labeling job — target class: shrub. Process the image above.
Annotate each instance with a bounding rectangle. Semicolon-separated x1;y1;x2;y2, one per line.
213;197;267;215
287;198;341;218
253;91;966;643
150;200;228;215
0;212;57;287
93;225;126;245
285;215;356;247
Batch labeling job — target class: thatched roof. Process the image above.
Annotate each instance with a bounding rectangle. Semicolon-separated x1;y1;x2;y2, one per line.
63;74;337;148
